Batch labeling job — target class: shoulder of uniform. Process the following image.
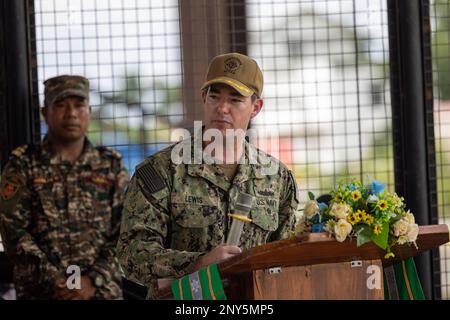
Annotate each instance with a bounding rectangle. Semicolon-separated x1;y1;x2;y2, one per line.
253;145;285;169
136;144;174;170
134;145;176;195
96;146;123;160
10;144;31;158
135;160;167;195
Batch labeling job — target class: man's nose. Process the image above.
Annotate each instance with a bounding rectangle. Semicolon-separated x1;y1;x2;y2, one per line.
64;104;78;117
216;99;230;114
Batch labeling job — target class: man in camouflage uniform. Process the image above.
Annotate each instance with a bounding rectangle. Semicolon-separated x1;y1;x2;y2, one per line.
0;75;129;299
117;53;300;299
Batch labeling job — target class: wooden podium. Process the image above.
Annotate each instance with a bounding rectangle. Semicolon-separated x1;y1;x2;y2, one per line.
158;224;449;300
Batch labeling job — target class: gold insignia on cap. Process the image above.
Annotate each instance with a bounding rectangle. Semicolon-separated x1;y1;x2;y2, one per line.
224;58;241;74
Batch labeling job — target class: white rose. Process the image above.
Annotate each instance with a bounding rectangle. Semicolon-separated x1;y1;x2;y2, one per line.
304;200;319;218
406;223;419;242
367;195;379;202
334;219;352;242
404;210;415;225
330;203;350;220
392;219;409;237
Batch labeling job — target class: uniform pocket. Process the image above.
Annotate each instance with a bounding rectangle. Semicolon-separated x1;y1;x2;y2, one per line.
34;184;60;230
171;192;219;227
170;193;221;251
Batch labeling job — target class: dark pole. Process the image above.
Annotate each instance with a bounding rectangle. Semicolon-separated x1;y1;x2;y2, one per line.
229;0;247;55
388;0;438;299
0;0;37;169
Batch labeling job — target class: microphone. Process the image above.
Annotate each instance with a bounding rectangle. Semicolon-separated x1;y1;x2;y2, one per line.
226;192;254;246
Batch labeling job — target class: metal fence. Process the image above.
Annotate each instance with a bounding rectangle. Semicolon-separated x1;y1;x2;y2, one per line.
34;0;393;193
34;0;182;173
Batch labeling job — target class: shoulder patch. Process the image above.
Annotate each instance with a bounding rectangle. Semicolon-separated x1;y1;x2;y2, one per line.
11;144;29;158
136;163;166;194
0;173;26;212
96;146;123;160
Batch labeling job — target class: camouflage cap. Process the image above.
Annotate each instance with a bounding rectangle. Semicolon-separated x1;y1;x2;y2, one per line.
201;53;264;97
44;75;90;107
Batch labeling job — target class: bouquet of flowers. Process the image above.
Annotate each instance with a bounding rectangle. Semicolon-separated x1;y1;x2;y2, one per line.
295;179;419;258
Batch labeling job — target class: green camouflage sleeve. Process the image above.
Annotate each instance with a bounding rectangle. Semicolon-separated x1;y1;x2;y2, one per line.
270;170;299;241
89;157;129;284
117;170;203;288
0;156;61;287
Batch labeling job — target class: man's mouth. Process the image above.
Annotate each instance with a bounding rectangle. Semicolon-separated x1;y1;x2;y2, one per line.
63;124;81;129
213;119;232;125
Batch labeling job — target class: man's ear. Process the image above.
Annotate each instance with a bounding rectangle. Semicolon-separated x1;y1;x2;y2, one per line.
250;99;263;119
41;106;48;121
201;90;207;103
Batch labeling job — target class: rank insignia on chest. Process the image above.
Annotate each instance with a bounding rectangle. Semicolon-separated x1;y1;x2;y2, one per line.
1;175;23;201
91;174;110;186
33;177;47;184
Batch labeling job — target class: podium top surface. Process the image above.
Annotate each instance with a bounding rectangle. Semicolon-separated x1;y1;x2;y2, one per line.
218;224;449;276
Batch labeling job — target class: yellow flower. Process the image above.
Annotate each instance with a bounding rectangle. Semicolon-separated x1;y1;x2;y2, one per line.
363;214;374;225
334;193;344;203
373;224;383;235
347;214;358;225
351;190;361;201
355;209;365;220
376;200;388;211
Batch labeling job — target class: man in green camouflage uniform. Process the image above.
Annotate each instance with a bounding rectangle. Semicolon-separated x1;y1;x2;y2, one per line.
117;53;300;299
0;75;129;299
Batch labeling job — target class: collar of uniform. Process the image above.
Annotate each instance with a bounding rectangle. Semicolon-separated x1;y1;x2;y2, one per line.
40;135;100;168
187;163;231;192
185;132;266;190
241;141;266;180
78;140;103;169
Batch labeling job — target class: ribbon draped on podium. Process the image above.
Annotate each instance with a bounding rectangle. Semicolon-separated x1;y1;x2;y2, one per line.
171;264;227;300
384;257;425;300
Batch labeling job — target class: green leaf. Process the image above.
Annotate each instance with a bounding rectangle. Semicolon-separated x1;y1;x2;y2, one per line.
356;226;372;247
308;192;315;200
371;221;389;250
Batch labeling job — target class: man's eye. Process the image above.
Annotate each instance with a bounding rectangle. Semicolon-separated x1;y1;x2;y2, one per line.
232;99;243;103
